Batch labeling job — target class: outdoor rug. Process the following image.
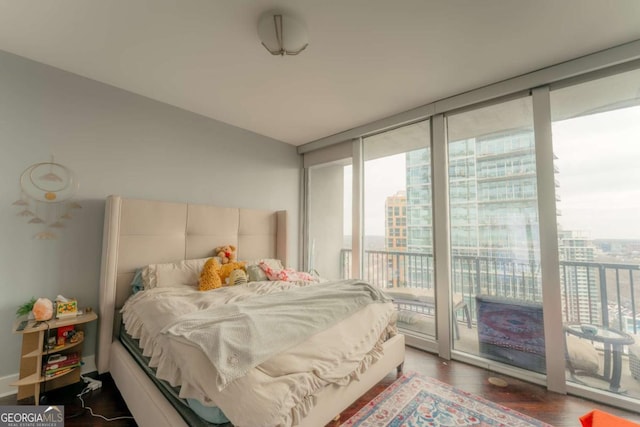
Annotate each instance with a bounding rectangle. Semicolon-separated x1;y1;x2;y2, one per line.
340;371;553;427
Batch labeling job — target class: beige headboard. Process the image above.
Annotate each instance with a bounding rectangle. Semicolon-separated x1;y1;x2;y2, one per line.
97;195;287;373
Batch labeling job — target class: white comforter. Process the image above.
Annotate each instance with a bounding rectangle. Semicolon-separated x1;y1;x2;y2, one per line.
121;280;397;427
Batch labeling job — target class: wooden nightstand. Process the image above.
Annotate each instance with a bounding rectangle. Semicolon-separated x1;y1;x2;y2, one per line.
11;311;98;403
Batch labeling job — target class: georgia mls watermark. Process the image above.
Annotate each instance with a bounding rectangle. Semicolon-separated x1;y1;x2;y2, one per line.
0;405;64;427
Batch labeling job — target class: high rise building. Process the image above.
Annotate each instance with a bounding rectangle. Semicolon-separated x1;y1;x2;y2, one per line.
558;229;600;323
384;191;407;287
406;129;542;299
385;191;407;251
405;128;600;313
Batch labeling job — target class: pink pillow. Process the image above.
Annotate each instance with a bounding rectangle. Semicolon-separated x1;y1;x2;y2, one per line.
258;261;317;282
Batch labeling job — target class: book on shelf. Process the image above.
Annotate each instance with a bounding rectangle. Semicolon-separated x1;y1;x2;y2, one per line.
45;366;78;379
45;361;80;376
45;352;80;371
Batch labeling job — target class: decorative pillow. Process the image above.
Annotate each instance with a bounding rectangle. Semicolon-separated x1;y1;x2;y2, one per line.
199;258;222;291
397;310;422;325
566;335;599;374
130;269;144;294
246;264;268;282
142;257;211;289
243;259;283;282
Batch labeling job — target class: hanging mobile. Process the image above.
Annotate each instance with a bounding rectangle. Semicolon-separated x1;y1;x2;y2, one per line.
14;157;80;239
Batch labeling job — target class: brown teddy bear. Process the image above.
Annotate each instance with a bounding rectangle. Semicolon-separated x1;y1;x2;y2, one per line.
214;245;237;264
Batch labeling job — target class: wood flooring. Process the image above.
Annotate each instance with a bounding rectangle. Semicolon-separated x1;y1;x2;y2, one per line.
1;346;639;426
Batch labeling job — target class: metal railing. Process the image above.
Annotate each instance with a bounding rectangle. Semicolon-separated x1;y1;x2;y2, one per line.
340;248;640;333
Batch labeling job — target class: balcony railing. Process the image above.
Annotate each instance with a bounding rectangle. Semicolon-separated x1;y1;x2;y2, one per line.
340;249;640;333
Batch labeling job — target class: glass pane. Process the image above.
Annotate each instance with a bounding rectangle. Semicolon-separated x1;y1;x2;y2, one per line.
447;97;545;373
551;68;640;397
307;160;352;280
362;121;434;338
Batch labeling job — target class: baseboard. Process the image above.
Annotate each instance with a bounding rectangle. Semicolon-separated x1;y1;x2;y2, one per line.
81;354;97;375
0;373;19;398
0;354;97;398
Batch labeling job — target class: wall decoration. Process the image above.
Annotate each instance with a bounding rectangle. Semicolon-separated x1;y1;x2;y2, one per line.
12;158;81;239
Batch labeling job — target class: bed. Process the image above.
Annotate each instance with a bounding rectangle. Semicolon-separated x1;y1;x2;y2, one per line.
97;195;405;427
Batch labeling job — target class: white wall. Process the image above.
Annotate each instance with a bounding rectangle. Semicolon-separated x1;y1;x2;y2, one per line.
307;164;346;279
0;50;300;380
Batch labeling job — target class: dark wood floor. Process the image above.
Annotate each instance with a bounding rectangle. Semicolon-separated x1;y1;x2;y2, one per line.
2;346;640;426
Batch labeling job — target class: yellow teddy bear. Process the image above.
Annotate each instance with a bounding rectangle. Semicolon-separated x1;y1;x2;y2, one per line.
198;258;246;291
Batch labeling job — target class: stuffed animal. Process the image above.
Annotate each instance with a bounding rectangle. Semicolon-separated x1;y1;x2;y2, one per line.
214;245;237;264
199;258;247;291
218;261;246;285
199;258;223;291
229;269;248;286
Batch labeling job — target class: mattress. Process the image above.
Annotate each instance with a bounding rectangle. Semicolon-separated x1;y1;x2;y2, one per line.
118;326;228;426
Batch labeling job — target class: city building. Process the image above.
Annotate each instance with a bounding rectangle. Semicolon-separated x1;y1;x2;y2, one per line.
384;191;407;287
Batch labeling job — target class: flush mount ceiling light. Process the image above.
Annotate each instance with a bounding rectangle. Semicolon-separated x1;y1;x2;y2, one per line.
257;11;309;56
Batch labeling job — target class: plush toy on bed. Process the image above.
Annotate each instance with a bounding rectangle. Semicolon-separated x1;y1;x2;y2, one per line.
214;245;237;264
198;257;247;291
199;258;223;290
218;261;246;285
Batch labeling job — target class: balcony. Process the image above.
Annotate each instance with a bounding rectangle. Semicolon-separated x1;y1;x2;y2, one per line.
339;248;640;396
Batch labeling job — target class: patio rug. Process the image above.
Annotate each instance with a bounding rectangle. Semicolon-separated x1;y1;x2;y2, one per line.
340;371;553;427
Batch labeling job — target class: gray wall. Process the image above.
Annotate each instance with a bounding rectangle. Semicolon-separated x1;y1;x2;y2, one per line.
0;50;301;380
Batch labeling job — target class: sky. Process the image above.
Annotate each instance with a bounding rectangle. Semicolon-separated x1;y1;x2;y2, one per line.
342;154;407;236
343;105;640;240
552;105;640;240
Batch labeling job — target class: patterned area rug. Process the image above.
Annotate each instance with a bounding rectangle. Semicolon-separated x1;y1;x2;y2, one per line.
340;371;552;427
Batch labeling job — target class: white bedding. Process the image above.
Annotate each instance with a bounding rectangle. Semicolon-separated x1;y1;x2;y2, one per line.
121;280;397;427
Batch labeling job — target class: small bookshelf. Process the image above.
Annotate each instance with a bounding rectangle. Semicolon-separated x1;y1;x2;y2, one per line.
11;311;97;402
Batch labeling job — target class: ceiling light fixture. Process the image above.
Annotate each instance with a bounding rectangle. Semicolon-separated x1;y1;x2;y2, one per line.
257;11;309;56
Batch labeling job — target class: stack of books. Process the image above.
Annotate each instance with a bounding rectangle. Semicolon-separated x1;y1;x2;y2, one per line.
44;352;80;378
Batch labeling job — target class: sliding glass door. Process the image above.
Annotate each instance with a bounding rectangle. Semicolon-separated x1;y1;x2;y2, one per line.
361;121;434;339
550;68;640;400
446;97;544;373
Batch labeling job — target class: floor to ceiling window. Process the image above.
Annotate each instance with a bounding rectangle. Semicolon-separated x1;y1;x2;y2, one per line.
361;121;434;338
446;96;544;374
550;68;640;400
302;54;640;412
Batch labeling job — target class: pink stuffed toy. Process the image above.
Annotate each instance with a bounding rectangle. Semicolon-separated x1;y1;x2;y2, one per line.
258;261;317;282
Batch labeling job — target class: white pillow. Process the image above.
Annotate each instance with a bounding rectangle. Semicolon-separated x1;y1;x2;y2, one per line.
566;335;599;374
142;258;211;289
397;310;421;325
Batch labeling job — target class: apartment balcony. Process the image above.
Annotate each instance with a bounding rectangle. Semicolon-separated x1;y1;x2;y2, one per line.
339;248;640;397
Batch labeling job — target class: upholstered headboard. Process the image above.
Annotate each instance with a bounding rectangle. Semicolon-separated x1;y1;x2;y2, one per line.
97;195;287;373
